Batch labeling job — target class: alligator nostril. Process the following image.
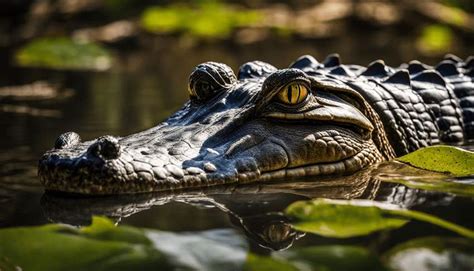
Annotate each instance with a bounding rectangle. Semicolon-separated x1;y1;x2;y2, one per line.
54;132;81;149
88;135;121;160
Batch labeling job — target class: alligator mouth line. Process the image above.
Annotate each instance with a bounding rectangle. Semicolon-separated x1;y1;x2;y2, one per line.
263;118;372;139
253;146;380;183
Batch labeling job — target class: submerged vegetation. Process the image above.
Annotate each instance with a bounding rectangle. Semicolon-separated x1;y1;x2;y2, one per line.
140;2;262;38
15;38;112;71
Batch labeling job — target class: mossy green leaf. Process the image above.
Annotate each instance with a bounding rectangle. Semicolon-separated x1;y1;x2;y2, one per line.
285;199;474;239
0;216;247;271
284;199;408;238
397;145;474;176
15;37;112;71
0;221;167;271
385;177;474;197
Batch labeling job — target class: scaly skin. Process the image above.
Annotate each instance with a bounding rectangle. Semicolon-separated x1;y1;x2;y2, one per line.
38;54;474;195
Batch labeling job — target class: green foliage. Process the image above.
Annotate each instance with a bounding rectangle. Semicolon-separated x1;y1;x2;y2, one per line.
0;217;248;271
0;217;168;271
397;145;474;176
285;199;474;239
245;254;298;271
245;245;387;271
417;24;454;54
285;199;408;238
0;216;472;270
384;177;474;197
140;2;262;38
15;37;112;71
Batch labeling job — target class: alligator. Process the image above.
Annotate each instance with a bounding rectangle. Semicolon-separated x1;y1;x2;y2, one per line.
38;54;474;195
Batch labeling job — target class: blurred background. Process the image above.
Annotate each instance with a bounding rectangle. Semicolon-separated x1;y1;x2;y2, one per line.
0;0;473;227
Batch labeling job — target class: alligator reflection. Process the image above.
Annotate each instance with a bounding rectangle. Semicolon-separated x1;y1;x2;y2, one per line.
40;166;443;251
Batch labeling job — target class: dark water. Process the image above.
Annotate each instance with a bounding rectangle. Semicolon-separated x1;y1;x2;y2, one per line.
0;38;473;270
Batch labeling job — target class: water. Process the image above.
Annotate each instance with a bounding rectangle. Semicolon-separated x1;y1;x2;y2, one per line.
0;38;473;270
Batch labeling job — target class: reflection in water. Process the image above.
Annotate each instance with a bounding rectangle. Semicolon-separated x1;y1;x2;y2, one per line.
40;165;466;252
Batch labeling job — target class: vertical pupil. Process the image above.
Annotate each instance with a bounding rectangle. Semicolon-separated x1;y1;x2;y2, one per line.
295;85;300;103
287;85;292;103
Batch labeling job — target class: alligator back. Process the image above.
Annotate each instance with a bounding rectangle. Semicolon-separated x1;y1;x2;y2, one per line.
292;54;474;156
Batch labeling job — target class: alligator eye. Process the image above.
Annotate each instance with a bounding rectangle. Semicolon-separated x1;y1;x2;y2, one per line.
275;82;309;105
188;62;237;102
188;81;215;100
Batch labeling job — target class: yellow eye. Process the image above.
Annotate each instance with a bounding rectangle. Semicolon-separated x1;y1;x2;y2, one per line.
276;83;309;105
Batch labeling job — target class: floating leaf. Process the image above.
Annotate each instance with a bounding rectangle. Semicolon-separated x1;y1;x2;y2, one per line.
285;199;474;239
15;37;112;71
397;145;474;176
385;177;474;197
375;160;474;196
284;199;408;238
0;216;247;271
383;237;474;271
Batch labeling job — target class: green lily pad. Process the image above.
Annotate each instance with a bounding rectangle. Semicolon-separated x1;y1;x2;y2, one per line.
15;37;112;71
0;216;247;271
375;160;474;197
386;178;474;197
0;217;168;271
284;199;408;238
397;145;474;176
285;199;474;239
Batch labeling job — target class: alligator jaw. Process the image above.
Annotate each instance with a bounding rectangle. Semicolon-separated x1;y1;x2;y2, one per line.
38;124;383;195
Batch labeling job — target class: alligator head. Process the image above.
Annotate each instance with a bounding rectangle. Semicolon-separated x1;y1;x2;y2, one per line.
39;56;396;194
